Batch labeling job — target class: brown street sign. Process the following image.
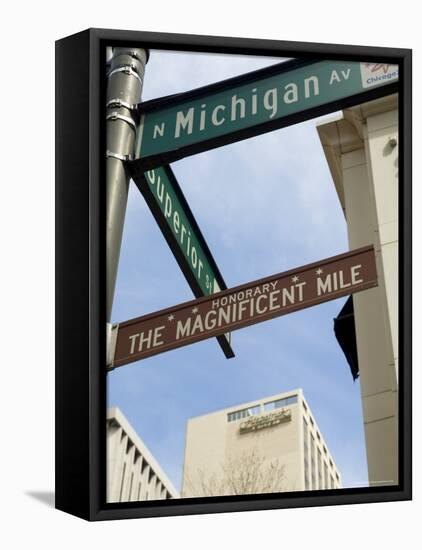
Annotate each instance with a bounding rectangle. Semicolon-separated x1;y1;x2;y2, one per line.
110;245;378;369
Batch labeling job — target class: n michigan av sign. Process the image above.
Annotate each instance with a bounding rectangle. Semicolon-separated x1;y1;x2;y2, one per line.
109;245;378;369
132;60;398;170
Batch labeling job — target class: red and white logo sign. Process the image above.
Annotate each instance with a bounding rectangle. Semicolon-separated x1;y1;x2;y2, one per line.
360;63;399;88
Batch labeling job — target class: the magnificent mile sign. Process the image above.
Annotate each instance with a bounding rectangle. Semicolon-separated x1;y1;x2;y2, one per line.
132;61;398;170
109;246;378;369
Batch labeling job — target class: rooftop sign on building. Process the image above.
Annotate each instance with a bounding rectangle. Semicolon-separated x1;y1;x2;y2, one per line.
239;409;292;434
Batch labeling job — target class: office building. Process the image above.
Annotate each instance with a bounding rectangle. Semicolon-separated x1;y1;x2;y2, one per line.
182;389;341;497
107;407;179;502
317;92;399;486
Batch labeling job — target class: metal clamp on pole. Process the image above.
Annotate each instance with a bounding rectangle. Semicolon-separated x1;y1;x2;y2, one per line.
107;65;144;87
106;98;138;111
106;150;135;162
127;49;150;62
106;111;137;132
106;323;119;371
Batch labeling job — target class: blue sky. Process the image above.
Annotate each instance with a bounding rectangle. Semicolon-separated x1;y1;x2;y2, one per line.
107;50;369;492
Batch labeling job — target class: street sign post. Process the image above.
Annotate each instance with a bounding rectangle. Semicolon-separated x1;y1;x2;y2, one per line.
109;245;378;369
131;164;234;358
132;60;398;171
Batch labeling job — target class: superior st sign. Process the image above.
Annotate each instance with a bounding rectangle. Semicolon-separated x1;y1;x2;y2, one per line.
131;164;234;358
109;246;378;369
133;60;398;170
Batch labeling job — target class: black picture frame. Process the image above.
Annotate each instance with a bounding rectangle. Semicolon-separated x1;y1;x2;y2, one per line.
55;28;412;521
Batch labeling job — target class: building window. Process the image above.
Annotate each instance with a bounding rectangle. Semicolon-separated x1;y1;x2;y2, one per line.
129;472;134;500
318;450;323;490
324;463;329;490
302;400;308;411
119;462;126;502
156;478;162;499
264;395;297;412
126;438;134;454
134;449;141;463
310;434;316;490
227;404;261;422
303;419;310;490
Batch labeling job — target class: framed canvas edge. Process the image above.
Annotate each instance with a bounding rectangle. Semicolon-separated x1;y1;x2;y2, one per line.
56;28;93;521
55;28;412;522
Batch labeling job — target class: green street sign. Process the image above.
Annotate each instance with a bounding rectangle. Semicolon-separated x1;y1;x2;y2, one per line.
133;60;398;170
130;164;234;359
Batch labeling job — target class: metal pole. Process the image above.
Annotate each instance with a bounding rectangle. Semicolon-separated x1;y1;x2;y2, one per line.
106;47;148;322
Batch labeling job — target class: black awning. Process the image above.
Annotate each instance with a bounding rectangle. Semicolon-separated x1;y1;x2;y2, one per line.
334;296;359;381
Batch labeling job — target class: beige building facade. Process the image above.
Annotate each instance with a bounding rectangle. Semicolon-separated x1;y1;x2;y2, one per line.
107;407;179;502
182;389;341;497
317;93;399;486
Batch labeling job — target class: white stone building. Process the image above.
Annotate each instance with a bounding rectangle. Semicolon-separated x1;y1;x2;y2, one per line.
107;407;179;502
182;389;341;497
317;92;399;486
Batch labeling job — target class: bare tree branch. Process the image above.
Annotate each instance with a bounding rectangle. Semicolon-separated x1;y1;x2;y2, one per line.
183;447;286;497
